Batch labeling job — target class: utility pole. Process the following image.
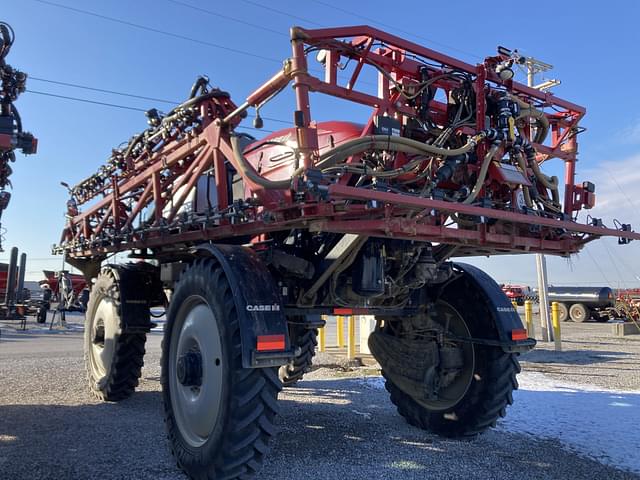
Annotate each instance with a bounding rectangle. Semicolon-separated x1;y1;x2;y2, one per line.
524;56;559;342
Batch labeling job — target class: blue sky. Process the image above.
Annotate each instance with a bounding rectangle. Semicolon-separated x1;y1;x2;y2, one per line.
3;0;640;286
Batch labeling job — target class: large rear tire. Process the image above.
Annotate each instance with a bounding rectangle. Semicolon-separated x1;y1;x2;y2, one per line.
378;277;520;439
384;344;520;438
278;320;317;386
84;267;146;401
161;259;281;479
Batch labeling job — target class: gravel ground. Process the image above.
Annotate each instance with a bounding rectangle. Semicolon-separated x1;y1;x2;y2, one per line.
1;315;639;480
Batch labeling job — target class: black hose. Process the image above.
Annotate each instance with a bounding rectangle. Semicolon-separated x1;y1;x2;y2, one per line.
189;76;209;99
0;23;14;60
167;90;231;117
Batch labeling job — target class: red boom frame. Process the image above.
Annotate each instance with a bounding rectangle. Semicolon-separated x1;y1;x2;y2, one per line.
55;25;640;261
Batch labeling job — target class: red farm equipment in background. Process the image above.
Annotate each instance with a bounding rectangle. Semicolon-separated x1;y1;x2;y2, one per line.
53;25;639;479
40;269;87;298
501;284;531;306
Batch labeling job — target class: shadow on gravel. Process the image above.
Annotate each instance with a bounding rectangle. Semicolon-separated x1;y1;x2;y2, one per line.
521;349;630;365
0;392;179;480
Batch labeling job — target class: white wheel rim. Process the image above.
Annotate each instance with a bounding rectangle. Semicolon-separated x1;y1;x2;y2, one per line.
89;297;120;380
169;295;224;448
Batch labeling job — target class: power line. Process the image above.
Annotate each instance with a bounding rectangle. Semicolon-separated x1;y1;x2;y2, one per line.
27;89;148;112
31;0;375;95
165;0;288;37
240;0;478;61
585;247;612;285
605;170;640;225
27;79;293;125
238;0;324;27
308;0;482;60
602;238;638;282
162;0;355;85
25;89;277;132
601;241;626;287
29;1;430;126
32;0;283;64
29;77;177;105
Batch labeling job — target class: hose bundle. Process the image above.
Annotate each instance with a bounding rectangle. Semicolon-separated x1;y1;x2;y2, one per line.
230;132;487;190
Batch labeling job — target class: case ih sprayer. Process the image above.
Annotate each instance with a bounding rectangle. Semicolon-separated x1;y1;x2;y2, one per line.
54;26;639;479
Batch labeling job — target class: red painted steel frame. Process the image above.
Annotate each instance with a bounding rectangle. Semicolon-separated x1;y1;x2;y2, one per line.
57;25;640;261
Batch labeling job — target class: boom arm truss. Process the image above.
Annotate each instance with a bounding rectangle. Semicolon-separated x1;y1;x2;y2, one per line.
55;25;640;262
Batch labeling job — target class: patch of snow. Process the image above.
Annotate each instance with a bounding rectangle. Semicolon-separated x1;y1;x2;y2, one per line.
354;371;640;473
351;409;372;419
500;372;640;474
355;376;386;390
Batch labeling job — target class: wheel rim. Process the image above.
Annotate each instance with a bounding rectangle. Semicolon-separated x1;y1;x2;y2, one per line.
89;296;119;380
169;295;224;448
408;301;475;411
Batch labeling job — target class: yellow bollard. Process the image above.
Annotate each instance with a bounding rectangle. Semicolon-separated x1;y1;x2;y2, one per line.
318;317;326;353
525;300;535;338
551;302;562;351
347;316;356;360
511;300;518;310
337;315;345;348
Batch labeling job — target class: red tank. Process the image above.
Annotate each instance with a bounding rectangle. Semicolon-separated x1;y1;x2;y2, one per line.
243;121;363;205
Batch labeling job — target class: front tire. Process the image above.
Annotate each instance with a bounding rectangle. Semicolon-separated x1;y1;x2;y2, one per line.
84;267;146;401
161;259;281;479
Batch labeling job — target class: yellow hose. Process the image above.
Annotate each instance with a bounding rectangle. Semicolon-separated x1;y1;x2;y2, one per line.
507;94;549;144
462;144;500;204
515;152;533;208
317;134;484;168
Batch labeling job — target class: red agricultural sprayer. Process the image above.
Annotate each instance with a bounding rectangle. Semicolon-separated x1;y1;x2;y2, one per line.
54;26;638;479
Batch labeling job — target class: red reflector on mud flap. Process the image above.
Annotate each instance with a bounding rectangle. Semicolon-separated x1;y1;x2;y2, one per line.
511;329;528;341
256;334;285;351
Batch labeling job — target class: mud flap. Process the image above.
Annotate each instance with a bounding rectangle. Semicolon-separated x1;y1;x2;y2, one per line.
452;262;536;353
109;263;165;333
194;243;293;368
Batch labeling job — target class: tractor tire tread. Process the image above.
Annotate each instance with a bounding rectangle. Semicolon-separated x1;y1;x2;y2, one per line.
278;325;318;386
161;258;281;480
84;266;147;402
